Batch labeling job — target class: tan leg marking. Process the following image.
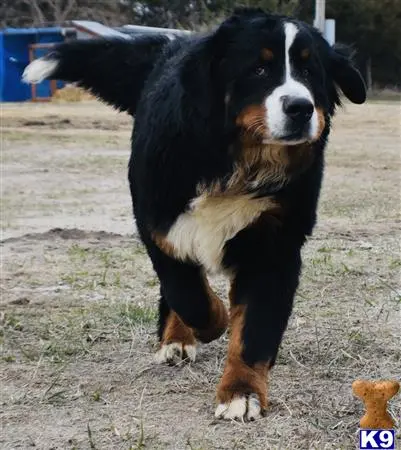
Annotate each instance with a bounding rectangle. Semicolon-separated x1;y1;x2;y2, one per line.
155;278;228;364
194;278;228;343
155;311;196;364
215;287;269;421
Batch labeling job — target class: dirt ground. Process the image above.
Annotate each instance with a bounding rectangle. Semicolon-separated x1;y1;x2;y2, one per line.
1;100;400;450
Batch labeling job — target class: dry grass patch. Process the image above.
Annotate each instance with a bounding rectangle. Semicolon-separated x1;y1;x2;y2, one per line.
1;101;400;449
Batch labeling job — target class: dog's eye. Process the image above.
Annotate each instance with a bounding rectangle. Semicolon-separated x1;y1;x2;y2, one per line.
255;67;266;76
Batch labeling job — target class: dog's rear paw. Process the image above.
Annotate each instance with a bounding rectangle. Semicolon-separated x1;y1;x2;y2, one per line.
154;342;196;365
215;394;263;421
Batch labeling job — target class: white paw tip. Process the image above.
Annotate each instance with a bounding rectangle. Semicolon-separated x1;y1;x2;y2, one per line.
22;58;58;84
183;344;196;362
214;403;228;418
154;343;196;364
215;397;247;420
215;395;263;421
247;394;262;421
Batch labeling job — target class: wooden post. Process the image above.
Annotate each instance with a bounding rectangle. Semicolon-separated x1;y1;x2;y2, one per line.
28;45;37;101
28;43;57;102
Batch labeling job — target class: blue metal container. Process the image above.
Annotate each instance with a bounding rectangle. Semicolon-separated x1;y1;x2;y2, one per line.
0;27;70;102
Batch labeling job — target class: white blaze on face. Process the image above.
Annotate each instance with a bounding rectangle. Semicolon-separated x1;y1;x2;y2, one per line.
264;22;318;143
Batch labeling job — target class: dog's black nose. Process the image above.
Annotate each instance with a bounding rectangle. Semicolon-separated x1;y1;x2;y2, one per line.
283;97;314;123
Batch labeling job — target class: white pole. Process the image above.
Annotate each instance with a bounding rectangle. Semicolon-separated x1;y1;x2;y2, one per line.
324;19;336;45
314;0;326;33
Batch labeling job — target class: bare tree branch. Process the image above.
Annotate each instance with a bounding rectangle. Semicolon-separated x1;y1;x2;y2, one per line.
41;0;77;25
21;0;46;26
58;0;77;24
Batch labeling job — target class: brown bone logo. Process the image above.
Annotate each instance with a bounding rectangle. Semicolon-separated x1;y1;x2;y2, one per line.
352;380;400;429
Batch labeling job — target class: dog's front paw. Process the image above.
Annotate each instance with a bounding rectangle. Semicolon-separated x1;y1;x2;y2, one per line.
215;393;263;421
154;342;196;365
215;359;268;421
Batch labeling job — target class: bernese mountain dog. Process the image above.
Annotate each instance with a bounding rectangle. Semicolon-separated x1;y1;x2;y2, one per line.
23;8;366;421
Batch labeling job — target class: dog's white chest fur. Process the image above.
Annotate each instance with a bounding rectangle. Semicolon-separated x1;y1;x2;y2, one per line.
165;193;274;273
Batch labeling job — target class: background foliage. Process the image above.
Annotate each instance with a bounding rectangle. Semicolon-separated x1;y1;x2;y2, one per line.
1;0;399;87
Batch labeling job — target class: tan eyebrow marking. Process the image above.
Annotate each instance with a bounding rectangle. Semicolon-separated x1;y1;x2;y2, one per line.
261;48;274;61
301;48;310;60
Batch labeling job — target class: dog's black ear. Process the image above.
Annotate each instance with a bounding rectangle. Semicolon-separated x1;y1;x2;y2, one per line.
180;37;216;118
330;44;367;104
180;14;243;119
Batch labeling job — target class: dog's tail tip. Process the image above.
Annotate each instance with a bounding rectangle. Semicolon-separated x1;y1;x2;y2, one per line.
22;57;59;84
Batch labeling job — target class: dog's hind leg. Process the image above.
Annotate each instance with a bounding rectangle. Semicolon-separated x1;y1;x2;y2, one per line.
155;287;197;364
150;246;228;364
155;299;197;364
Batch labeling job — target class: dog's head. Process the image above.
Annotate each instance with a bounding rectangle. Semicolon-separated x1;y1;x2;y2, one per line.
182;8;366;145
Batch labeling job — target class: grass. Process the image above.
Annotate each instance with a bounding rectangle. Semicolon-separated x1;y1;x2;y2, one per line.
2;300;157;365
366;89;401;102
2;129;129;147
1;238;158;365
62;244;154;291
2;226;398;448
1;101;400;450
